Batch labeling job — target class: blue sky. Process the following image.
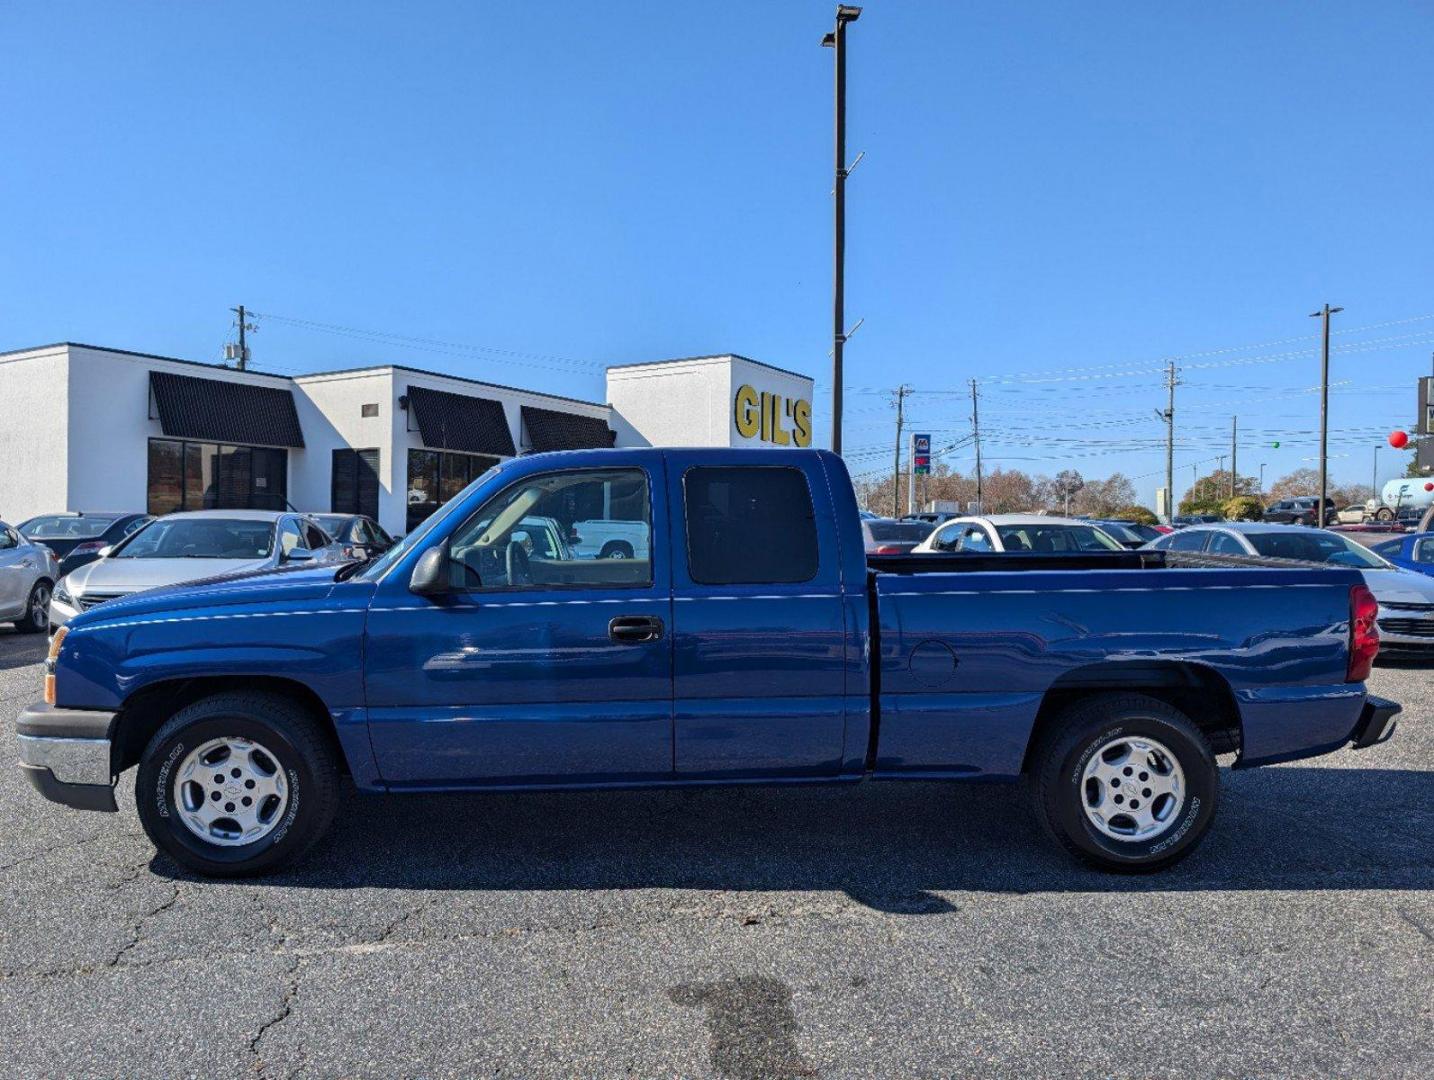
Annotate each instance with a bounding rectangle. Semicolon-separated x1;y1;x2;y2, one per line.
3;1;1431;503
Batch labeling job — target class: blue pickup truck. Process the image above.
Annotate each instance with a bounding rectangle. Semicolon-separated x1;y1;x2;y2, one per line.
17;448;1399;877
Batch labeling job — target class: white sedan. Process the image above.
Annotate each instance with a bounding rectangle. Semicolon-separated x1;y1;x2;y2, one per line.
913;514;1125;554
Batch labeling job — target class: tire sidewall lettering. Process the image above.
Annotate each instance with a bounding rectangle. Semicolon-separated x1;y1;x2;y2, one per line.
154;741;185;819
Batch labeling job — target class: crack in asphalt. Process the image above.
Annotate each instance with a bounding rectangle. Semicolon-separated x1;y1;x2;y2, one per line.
0;830;109;872
248;954;305;1078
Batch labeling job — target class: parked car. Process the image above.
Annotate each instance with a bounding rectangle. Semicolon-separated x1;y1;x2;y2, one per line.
914;515;1124;554
1171;514;1223;529
1264;497;1336;527
861;518;934;554
569;518;648;560
1143;522;1434;654
1335;505;1369;525
310;514;396;562
17;512;153;575
1369;533;1434;578
899;512;952;526
17;448;1398;877
1086;519;1165;549
47;511;344;630
0;520;60;632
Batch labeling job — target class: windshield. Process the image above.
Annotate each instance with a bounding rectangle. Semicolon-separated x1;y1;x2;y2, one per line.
19;515;120;540
115;518;275;559
358;465;502;581
995;524;1123;552
313;515;351;535
867;521;933;542
1245;530;1386;569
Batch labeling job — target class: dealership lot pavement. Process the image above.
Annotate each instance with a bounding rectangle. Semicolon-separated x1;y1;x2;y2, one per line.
0;628;1429;1078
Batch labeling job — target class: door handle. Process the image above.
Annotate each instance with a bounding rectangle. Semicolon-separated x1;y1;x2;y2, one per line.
608;615;664;644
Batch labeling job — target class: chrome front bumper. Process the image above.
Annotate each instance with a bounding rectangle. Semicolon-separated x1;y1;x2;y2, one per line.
16;703;118;812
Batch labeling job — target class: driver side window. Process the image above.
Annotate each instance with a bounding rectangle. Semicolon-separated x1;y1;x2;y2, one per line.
960;527;992;552
447;468;652;591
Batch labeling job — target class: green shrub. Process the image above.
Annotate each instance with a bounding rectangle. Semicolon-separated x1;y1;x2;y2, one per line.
1107;505;1158;525
1221;495;1264;521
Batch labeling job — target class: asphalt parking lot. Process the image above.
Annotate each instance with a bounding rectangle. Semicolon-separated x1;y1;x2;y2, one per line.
0;628;1429;1079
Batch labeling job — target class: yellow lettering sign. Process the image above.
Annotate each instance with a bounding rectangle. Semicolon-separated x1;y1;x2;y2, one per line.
733;384;813;447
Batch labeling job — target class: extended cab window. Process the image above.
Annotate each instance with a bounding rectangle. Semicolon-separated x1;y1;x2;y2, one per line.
684;466;818;585
449;468;652;590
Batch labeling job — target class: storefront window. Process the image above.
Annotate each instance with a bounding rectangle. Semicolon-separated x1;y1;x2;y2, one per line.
407;448;497;532
149;439;287;515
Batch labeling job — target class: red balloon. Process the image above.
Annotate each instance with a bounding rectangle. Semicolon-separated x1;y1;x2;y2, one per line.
1425;482;1434;492
1389;430;1410;449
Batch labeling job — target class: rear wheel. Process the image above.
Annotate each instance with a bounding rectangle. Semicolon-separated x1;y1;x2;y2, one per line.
599;541;633;560
1030;693;1219;872
14;579;50;633
135;693;340;877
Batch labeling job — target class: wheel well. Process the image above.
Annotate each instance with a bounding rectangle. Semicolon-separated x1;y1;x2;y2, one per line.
1021;662;1242;773
600;540;634;555
112;676;349;776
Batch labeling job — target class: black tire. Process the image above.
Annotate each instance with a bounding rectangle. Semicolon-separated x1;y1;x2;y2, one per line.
14;579;51;634
599;541;633;560
135;693;340;877
1376;507;1394;522
1030;693;1219;873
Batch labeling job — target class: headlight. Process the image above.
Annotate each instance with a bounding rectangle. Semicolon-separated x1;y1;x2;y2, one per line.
44;626;68;705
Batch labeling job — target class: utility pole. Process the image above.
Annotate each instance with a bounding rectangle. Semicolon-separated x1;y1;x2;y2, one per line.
1230;416;1238;498
1371;445;1379;501
1309;303;1343;523
821;5;861;455
1154;360;1178;523
890;384;910;518
229;304;256;370
1259;462;1267;494
970;378;983;512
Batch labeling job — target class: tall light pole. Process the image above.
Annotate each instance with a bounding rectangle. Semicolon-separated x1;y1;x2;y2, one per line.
822;5;861;455
1371;445;1379;501
1309;303;1343;522
1259;462;1267;494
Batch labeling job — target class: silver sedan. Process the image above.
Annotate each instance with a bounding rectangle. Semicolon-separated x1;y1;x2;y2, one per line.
49;510;345;630
0;519;61;633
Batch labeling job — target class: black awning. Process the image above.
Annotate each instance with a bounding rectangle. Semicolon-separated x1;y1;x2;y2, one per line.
406;384;516;456
521;406;617;452
149;370;304;447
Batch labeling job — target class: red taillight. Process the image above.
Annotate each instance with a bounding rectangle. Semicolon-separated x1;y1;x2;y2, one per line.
72;541;105;554
873;544;905;555
1347;583;1379;682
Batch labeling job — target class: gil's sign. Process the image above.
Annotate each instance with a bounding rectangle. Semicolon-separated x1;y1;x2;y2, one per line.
733;384;813;447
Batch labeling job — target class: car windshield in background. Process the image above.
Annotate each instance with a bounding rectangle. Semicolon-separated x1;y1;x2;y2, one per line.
313;515;350;534
867;521;932;542
19;515;120;540
995;524;1123;552
116;519;275;559
1095;521;1156;544
1245;531;1385;569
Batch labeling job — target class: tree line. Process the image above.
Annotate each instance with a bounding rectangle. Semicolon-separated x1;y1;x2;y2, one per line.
854;463;1377;520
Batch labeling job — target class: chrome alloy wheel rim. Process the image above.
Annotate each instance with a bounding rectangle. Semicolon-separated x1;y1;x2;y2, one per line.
31;585;50;629
1080;735;1186;842
173;737;289;847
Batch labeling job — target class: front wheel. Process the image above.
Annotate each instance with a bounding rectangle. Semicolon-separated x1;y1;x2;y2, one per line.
1376;507;1395;522
1030;693;1219;872
135;693;340;877
14;579;51;633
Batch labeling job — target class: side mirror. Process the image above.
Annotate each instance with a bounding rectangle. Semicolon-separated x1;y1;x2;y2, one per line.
409;546;451;596
285;547;315;563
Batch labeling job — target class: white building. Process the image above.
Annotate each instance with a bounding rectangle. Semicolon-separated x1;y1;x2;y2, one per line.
0;343;815;536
